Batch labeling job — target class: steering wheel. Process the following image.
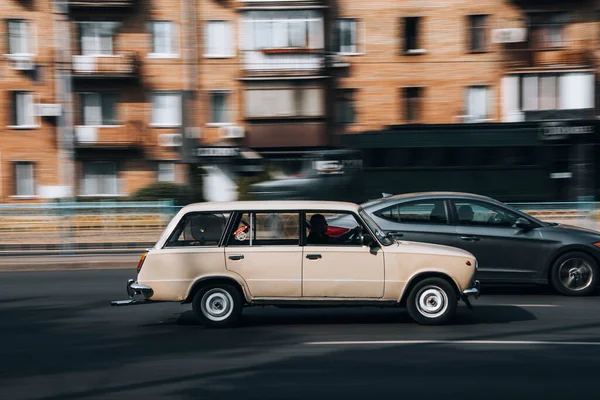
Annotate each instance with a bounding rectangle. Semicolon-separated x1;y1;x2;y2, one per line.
487;213;503;225
347;226;363;244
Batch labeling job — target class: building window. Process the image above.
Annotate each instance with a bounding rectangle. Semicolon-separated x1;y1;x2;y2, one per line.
205;21;233;57
158;162;176;183
465;86;490;121
78;21;118;56
80;93;118;126
149;21;178;56
244;87;324;118
403;17;422;53
82;162;119;196
151;92;182;127
11;92;36;127
404;87;423;123
468;15;488;52
334;19;357;54
335;89;355;125
243;11;324;51
528;12;568;49
14;162;34;197
210;91;230;124
7;20;31;54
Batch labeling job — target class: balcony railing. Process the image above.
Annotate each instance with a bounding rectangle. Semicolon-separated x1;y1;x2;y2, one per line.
69;0;136;9
72;52;140;78
243;49;325;76
74;121;143;148
504;46;595;69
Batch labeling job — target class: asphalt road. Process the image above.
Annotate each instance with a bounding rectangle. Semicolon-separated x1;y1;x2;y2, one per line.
2;269;600;400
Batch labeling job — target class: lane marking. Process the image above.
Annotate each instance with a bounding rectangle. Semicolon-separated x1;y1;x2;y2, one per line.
305;340;600;346
495;304;559;308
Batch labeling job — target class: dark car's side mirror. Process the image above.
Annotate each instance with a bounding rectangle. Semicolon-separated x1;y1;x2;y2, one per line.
514;218;533;231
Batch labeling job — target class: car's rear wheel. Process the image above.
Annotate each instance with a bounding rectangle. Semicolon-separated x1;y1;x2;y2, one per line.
550;252;598;296
192;284;243;328
406;278;457;325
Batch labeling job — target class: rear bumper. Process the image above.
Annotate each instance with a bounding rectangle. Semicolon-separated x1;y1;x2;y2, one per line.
462;280;480;299
110;279;156;307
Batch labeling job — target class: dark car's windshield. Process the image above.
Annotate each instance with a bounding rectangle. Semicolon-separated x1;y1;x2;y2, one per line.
359;207;394;246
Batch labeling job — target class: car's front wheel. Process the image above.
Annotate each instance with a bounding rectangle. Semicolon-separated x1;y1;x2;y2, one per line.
550;252;598;296
192;284;243;328
406;278;458;325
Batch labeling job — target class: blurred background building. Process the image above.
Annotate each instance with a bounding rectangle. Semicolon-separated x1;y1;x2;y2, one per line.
0;0;598;204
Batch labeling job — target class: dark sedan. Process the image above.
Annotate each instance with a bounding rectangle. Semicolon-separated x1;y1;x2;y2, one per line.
347;192;600;296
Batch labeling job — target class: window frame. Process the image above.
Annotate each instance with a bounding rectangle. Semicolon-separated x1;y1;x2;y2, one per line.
335;88;356;125
7;19;34;55
527;11;569;50
403;86;424;123
468;14;489;53
204;20;234;58
164;211;235;249
403;16;425;54
226;210;302;247
157;162;176;183
148;20;179;58
448;199;524;228
79;91;120;126
374;199;451;226
301;210;374;247
465;85;491;122
78;21;119;56
80;161;120;197
208;90;231;125
13;161;35;198
9;91;38;129
334;18;358;55
150;91;182;128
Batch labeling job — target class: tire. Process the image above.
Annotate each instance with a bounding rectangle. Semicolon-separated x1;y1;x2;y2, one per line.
550;251;598;297
192;284;243;328
406;278;458;325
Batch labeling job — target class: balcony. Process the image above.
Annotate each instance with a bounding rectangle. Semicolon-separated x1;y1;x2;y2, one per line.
503;47;595;70
72;52;140;79
243;49;325;77
69;0;136;9
74;122;143;149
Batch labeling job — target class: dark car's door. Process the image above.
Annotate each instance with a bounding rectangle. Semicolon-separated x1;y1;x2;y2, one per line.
448;199;548;283
369;199;457;248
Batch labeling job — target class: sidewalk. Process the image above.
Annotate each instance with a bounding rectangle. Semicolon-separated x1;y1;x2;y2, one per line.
0;253;141;272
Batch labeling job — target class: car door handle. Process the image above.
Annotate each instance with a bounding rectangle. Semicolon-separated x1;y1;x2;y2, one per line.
460;236;480;242
228;254;244;261
306;254;322;260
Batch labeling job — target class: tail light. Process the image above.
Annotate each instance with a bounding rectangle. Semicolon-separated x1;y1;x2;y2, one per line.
136;251;148;274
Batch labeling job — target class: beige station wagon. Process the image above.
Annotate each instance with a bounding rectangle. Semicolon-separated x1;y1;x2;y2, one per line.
112;200;480;326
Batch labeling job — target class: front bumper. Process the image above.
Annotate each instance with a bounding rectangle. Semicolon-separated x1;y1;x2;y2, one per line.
462;280;481;299
110;279;155;307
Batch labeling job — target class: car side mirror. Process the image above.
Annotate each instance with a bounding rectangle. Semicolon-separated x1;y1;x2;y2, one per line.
362;233;374;247
514;218;533;231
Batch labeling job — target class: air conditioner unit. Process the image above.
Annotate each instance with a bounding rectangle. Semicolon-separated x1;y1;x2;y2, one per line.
158;133;183;147
75;126;97;143
219;125;245;139
34;104;62;117
10;57;35;71
492;28;527;44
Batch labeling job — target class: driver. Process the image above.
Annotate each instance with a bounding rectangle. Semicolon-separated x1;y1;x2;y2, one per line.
307;214;360;245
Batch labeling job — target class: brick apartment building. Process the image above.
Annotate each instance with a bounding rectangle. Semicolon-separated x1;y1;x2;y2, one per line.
0;0;598;202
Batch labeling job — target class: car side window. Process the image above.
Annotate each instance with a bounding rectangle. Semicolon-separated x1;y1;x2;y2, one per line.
228;212;300;246
453;201;518;227
165;212;231;247
375;200;448;224
305;211;364;246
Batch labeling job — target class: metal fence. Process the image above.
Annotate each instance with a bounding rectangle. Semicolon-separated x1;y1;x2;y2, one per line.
0;200;182;254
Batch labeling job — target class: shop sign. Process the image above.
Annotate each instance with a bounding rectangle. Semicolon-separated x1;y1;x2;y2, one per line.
539;122;593;140
196;147;240;157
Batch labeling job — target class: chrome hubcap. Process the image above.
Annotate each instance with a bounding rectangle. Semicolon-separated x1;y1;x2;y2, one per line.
416;286;448;319
201;289;234;322
559;258;593;291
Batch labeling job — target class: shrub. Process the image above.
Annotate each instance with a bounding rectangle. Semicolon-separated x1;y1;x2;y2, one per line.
129;182;193;205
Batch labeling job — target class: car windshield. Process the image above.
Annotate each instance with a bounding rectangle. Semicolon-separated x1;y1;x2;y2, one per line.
359;207;394;246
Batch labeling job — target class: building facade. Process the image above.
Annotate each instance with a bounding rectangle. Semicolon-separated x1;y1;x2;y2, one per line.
0;0;598;202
